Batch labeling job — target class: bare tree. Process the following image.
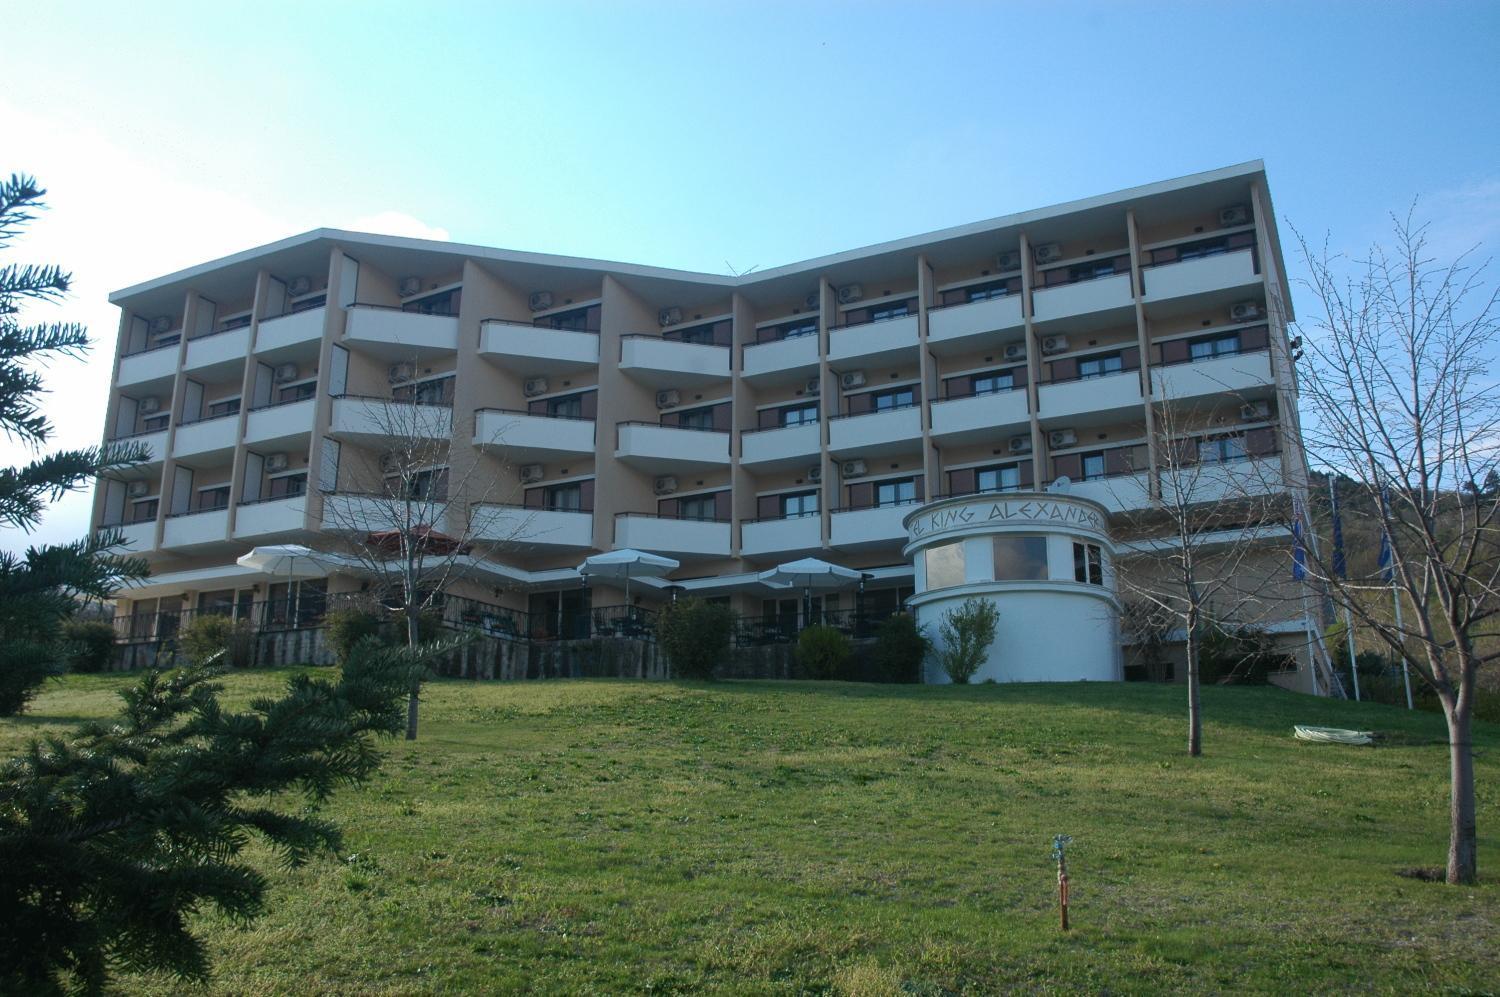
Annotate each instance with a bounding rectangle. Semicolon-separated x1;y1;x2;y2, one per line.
1291;210;1499;884
320;377;531;739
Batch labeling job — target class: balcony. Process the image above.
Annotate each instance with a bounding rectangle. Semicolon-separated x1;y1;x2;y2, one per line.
345;306;459;358
256;307;326;353
480;320;599;374
471;503;594;551
321;492;451;534
474;408;595;462
930;389;1029;444
1031;272;1133;325
107;519;156;551
828;314;919;366
1037;371;1141;422
1162;456;1284;506
827;405;922;457
173;414;239;462
1057;473;1153;514
233;496;307;539
162;508;230;549
1143;248;1260;305
830;503;912;550
614;422;730;473
741;514;821;559
614;513;730;558
117;344;179;387
184;327;251;373
927;295;1024;355
619;335;730;388
742;335;819;384
1152;350;1274;403
245;397;317;447
740;422;820;469
112;429;169;464
330;396;452;444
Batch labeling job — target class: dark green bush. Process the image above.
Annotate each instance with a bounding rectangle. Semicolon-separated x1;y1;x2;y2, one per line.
176;615;255;669
656;599;732;680
937;597;999;684
797;625;852;680
325;607;388;663
1198;626;1288;685
61;619;117;673
870;613;929;683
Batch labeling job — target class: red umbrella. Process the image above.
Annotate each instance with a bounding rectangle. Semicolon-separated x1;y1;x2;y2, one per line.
364;526;470;557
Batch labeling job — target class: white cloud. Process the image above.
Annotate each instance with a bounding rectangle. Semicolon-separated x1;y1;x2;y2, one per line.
341;211;450;242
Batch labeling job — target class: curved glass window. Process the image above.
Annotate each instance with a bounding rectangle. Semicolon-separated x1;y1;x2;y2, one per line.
924;542;966;589
993;536;1048;580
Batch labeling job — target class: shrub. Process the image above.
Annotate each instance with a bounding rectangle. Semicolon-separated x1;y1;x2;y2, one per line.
937;597;999;684
176;615;255;669
871;613;928;683
656;599;732;680
61;619;117;673
797;625;852;680
1198;626;1288;685
326;607;388;663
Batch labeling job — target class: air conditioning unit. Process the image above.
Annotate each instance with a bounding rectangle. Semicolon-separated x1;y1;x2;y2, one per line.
1049;429;1078;448
1041;335;1069;355
1219;205;1251;227
287;275;313;296
138;396;161;414
840;370;866;390
658;306;682;327
528;291;553;312
273;363;299;383
841;459;868;478
523;376;549;397
520;464;544;484
150;316;174;334
807;464;823;483
1230;301;1263;322
1240;400;1272;421
837;283;864;305
1003;342;1026;362
264;453;290;473
655;389;680;409
804;292;820;311
387;362;416;384
398;276;424;297
804;376;821;395
128;480;151;498
653;475;678;495
1033;243;1064;265
1009;434;1033;454
996;250;1023;271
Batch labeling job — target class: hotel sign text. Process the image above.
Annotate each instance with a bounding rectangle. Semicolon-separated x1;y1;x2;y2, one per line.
908;498;1106;539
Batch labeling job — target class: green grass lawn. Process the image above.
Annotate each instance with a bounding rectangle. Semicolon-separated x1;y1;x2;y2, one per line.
4;672;1497;994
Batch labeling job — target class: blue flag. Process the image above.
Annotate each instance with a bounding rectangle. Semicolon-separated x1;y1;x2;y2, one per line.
1292;496;1307;581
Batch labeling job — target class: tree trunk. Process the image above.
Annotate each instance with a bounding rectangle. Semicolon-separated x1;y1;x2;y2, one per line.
1185;611;1202;757
1444;699;1478;884
405;604;420;741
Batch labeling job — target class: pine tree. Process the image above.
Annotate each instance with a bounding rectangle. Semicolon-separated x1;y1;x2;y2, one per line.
0;174;148;713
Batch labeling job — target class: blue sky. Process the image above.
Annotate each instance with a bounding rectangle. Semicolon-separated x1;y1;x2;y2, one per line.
3;0;1498;548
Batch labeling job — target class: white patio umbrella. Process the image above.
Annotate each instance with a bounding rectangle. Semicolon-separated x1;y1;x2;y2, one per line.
577;548;680;605
236;544;330;621
757;557;862;624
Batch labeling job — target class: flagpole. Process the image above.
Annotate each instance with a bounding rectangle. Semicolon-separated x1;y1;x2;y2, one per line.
1328;478;1360;701
1394;587;1413;709
1292;494;1320;696
1377;483;1412;710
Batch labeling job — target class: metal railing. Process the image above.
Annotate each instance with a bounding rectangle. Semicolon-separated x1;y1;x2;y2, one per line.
733;607;900;646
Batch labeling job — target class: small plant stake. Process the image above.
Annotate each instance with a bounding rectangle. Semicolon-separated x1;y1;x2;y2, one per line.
1051;834;1072;931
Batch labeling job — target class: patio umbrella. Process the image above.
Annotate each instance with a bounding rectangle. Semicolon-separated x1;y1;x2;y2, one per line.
236;544;329;622
577;548;680;606
757;557;862;625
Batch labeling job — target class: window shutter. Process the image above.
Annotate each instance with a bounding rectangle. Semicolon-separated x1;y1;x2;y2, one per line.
944;375;973;399
1050;357;1078;381
1240;325;1269;350
581;390;598;419
1245;427;1278;455
712;403;732;431
523;487;544;509
1053;453;1082;480
914;474;925;500
846;391;872;415
1019;459;1034;487
528;398;547;415
1105;447;1133;475
759;407;779;429
1010;363;1028;387
846;481;872;509
659;411;678;427
758;494;780;519
714;490;732;521
579;478;595;511
1160;338;1190;364
1120;346;1140;371
948;467;975;495
657;497;678;518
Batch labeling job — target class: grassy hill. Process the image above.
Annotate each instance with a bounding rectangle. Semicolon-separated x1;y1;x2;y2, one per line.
4;672;1497;994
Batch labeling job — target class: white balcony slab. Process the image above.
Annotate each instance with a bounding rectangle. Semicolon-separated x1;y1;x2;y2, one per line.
1031;273;1133;324
117;345;179;387
828;406;922;457
741;515;822;558
828;314;919;366
110;520;157;551
471;504;594;551
1058;474;1153;514
321;493;451;534
930;390;1029;443
742;335;819;383
116;430;169;463
184;327;250;374
1162;456;1283;506
1037;372;1141;422
233;496;308;539
474;410;595;462
619;337;730;388
927;296;1024;354
256;307;326;353
1143;250;1260;304
1152;351;1273;402
162;508;229;549
173;415;239;460
614;423;729;473
740;422;821;468
345;307;459;358
480;320;599;374
245;398;317;446
614;514;730;558
330;397;452;442
830;505;909;550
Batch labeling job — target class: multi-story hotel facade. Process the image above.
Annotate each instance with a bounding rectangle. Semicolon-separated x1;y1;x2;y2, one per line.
93;161;1316;684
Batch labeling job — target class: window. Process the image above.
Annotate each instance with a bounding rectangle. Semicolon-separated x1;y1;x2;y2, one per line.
780;491;818;519
1081;452;1107;480
677;406;716;430
871;386;915;412
218;314;252;332
1198;435;1249;463
668;320;729;346
402;288;461;316
976;465;1022;493
1078;353;1123;379
277;381;316;404
387;467;448;502
869;301;912;322
1189;333;1240;361
772;318;817;341
1073;542;1104;585
993;536;1048;580
197;589;236;616
967;281;1014;302
129;498;158;523
1178;237;1230;262
972;371;1015;395
206;397;240;419
141;413;169;432
545;482;583;511
197;486;230;511
780;403;818;427
546;394;584;419
678;494;718;521
289;294;326;313
875;478;917;508
266;579;326;627
924;542;966;589
267;472;307;498
536;304;601;332
394;376;453;406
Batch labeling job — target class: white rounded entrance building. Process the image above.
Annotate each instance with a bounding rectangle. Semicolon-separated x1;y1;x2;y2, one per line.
903;493;1122;683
